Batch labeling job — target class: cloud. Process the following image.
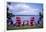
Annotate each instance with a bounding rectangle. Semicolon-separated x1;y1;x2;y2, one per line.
8;4;40;15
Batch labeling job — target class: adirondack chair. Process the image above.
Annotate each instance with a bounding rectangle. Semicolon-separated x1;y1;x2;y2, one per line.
16;16;21;27
30;17;34;26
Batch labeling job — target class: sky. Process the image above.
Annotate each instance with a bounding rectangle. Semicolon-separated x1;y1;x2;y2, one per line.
7;2;43;24
8;2;43;15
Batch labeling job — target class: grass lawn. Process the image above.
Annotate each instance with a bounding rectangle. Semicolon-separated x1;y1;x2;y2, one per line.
7;24;43;30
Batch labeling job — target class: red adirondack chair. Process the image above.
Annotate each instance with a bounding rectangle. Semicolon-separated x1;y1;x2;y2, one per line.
16;16;21;27
30;17;34;26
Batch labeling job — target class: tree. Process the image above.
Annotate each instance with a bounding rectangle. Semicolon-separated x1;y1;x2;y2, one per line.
38;12;43;24
7;5;15;25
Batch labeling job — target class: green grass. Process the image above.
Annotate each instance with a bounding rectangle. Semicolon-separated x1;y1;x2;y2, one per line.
7;24;43;30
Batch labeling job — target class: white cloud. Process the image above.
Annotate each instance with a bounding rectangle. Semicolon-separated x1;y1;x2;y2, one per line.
8;4;40;15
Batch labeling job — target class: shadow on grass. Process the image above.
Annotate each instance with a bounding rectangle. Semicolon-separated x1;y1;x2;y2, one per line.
7;24;43;30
